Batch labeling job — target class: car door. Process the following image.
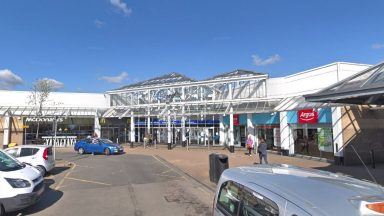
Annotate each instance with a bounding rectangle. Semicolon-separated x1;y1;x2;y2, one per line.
18;147;40;166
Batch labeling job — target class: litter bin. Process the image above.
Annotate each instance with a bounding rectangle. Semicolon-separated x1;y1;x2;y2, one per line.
209;153;229;183
229;145;235;153
167;142;171;150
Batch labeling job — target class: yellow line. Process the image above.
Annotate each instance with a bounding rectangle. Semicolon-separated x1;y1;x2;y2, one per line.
64;177;112;186
55;163;77;190
152;155;187;180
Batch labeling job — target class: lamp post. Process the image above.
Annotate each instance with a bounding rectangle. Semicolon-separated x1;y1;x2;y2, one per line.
53;116;57;161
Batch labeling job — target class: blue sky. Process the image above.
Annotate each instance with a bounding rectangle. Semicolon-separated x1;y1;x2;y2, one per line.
0;0;383;92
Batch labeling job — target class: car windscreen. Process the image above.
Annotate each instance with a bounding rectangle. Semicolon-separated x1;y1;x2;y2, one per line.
0;151;24;172
100;139;113;144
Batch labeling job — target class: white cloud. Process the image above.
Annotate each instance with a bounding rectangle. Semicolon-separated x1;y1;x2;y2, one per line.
41;78;64;90
0;69;23;90
94;19;105;28
99;72;128;84
372;43;384;49
110;0;132;16
252;54;281;66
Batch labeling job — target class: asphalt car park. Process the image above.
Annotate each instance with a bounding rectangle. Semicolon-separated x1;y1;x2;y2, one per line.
9;149;213;216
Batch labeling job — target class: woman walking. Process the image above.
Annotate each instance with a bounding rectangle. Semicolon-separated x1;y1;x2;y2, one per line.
246;134;254;156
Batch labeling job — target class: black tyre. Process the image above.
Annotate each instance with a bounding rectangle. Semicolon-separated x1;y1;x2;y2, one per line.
36;165;47;176
104;148;110;156
78;147;85;155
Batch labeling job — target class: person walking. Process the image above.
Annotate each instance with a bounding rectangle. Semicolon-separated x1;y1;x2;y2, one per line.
257;138;268;164
246;134;254;156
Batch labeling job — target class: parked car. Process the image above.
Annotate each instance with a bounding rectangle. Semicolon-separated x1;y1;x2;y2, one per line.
0;150;44;215
4;145;55;176
74;138;124;155
213;164;384;216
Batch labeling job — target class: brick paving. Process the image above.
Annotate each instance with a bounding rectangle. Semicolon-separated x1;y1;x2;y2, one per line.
125;144;384;187
56;144;384;187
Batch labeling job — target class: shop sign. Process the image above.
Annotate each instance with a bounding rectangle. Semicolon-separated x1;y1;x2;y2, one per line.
298;109;318;124
234;114;239;126
25;117;64;123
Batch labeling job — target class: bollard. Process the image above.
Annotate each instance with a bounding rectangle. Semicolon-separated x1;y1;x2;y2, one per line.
168;142;171;150
130;142;133;148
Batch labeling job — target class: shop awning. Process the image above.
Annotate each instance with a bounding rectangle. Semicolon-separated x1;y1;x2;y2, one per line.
305;62;384;105
273;96;332;112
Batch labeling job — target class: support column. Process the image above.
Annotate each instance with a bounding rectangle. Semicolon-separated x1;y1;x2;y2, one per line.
181;106;186;147
3;113;10;149
130;112;135;143
147;110;151;135
229;106;235;152
279;111;294;155
219;115;225;145
246;113;255;148
167;110;171;149
94;116;101;138
332;107;344;164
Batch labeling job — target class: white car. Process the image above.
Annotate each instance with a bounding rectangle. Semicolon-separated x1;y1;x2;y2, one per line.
214;164;384;216
0;150;45;215
4;145;55;176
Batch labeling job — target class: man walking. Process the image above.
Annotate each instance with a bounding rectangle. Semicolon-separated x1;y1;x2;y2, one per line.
257;138;268;164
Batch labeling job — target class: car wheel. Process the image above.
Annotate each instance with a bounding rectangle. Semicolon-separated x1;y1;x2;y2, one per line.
0;204;5;216
36;165;47;176
78;147;85;155
104;148;111;156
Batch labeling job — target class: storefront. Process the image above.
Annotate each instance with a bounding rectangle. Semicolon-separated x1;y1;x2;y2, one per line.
24;117;94;144
286;108;334;159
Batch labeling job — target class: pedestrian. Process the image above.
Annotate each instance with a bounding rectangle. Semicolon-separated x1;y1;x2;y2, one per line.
246;134;254;156
257;138;268;164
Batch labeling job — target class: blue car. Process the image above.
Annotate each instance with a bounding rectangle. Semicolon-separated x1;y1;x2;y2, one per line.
74;138;124;155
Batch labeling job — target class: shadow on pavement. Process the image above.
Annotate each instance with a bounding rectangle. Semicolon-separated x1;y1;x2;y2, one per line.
10;179;63;216
48;166;71;176
313;163;384;185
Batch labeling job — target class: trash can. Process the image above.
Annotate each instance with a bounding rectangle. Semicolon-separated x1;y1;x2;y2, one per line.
130;142;134;148
209;153;217;183
167;142;172;150
229;145;235;153
209;153;229;183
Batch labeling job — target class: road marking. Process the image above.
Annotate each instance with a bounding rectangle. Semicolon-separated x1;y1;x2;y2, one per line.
64;177;112;186
55;163;77;190
152;155;187;181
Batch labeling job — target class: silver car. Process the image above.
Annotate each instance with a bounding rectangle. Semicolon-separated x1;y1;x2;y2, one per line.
213;164;384;216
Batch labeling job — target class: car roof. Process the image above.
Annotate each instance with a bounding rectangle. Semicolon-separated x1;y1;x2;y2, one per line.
221;164;384;216
8;145;50;149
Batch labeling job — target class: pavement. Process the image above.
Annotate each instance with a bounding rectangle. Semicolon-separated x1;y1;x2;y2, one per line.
125;144;384;187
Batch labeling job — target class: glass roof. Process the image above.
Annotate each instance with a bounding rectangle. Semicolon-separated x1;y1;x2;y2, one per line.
305;62;384;104
205;69;265;81
115;72;196;90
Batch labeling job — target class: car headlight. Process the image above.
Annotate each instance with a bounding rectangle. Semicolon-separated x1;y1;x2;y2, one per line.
5;178;31;188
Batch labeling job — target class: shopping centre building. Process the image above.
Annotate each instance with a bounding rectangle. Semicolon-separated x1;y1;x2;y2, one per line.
1;61;383;165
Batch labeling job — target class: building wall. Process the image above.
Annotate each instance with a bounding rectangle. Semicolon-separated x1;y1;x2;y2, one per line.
266;62;370;98
0;117;24;147
341;106;384;165
0;90;108;108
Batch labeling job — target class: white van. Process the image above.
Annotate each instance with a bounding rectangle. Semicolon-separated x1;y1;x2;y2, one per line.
0;150;45;215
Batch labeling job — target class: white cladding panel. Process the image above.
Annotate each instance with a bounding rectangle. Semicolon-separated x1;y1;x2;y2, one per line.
0;90;108;108
266;62;370;99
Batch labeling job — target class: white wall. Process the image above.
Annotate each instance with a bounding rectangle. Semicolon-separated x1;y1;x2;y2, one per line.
0;90;109;108
267;62;371;99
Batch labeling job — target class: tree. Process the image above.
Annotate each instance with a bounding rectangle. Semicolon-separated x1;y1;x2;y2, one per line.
28;79;57;141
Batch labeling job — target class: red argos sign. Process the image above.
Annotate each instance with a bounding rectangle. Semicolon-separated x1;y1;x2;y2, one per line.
298;109;318;124
233;114;240;126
